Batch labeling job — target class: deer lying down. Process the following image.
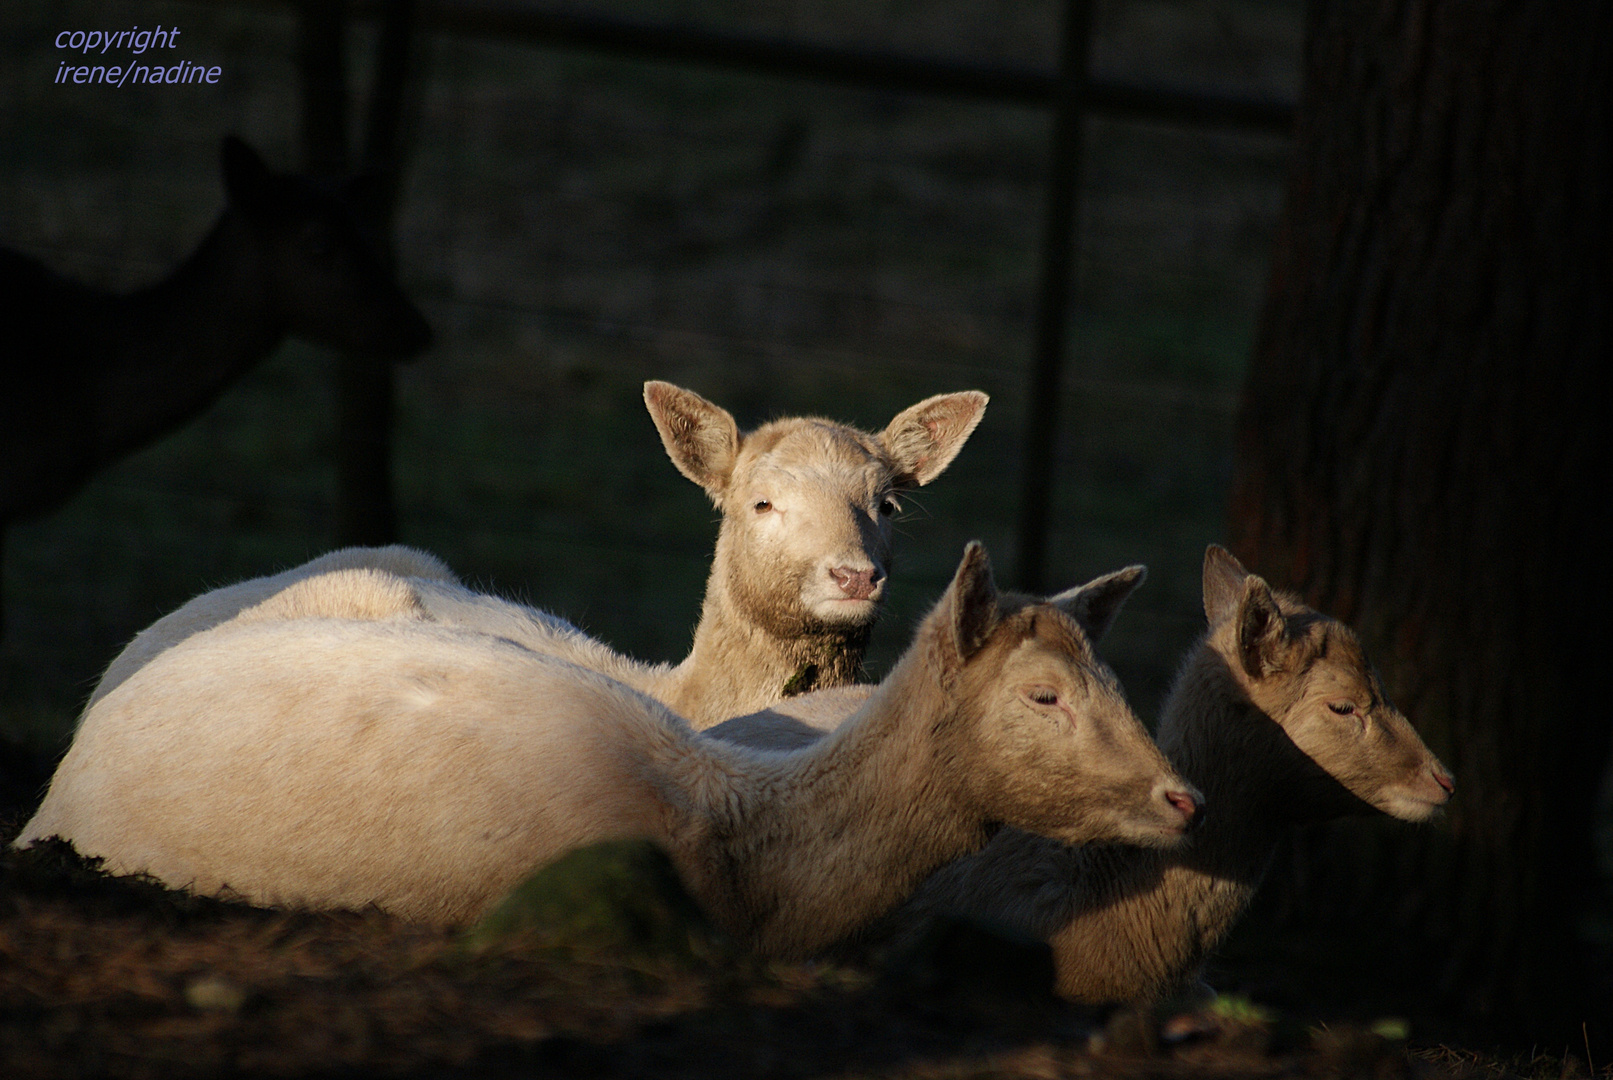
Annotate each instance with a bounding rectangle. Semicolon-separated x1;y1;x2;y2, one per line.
87;381;989;728
18;544;1200;959
710;546;1454;997
88;545;464;711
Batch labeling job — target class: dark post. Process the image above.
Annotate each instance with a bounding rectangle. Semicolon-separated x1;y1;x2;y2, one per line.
300;0;421;546
298;0;394;546
1013;0;1092;591
333;0;421;546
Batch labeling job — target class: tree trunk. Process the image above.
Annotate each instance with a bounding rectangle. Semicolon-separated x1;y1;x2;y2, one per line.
1230;0;1611;1041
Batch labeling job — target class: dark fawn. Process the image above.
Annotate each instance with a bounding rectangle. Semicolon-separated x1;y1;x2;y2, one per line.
0;136;432;633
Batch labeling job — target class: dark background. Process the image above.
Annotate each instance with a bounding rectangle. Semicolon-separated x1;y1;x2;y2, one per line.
0;0;1298;743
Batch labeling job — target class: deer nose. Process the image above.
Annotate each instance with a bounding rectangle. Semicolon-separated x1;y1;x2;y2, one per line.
1164;788;1199;826
830;566;882;600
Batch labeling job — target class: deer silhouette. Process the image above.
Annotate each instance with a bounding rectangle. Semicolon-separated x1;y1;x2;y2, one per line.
0;136;432;635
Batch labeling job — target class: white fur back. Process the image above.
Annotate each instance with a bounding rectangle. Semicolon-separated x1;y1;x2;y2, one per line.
89;545;458;710
26;544;1191;959
26;616;678;923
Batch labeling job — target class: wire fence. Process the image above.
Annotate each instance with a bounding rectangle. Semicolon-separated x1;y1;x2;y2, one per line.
0;0;1301;742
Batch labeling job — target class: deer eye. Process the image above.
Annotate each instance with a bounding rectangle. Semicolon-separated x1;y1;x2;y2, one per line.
1024;687;1059;707
1327;701;1357;716
753;499;772;513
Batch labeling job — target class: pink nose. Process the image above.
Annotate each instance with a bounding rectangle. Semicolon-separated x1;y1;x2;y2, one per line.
1431;764;1455;796
1164;789;1199;825
830;566;882;600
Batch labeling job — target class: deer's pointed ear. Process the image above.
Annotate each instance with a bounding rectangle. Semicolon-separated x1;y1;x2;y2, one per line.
1236;576;1288;679
1048;565;1146;643
1202;544;1251;625
221;136;283;220
880;391;988;488
644;381;741;500
943;542;999;664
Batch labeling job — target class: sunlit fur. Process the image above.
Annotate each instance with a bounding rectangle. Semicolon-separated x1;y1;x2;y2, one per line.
892;546;1454;1002
84;383;988;728
714;546;1453;1001
88;545;461;710
638;381;987;724
18;545;1194;960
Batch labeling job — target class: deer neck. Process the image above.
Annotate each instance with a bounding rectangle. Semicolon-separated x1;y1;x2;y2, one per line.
89;213;286;458
660;563;871;728
1045;654;1289;1003
675;638;984;958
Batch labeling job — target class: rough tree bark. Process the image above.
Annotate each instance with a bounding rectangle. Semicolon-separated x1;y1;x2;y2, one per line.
1230;0;1610;1040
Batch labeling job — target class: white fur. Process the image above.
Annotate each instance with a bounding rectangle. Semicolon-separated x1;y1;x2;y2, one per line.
20;545;1197;959
89;545;464;709
87;383;990;728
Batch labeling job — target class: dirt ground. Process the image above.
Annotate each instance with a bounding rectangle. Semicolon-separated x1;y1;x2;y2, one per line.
2;794;1598;1080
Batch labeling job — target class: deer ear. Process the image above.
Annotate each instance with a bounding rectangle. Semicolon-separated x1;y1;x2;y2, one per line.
944;542;999;664
220;136;283;220
1202;544;1250;625
880;391;988;488
1048;565;1146;643
644;381;741;500
1236;576;1288;679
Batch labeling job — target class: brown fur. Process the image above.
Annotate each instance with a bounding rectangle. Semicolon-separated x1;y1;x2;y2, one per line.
644;384;988;724
717;546;1454;1000
894;545;1454;1001
19;545;1198;961
83;385;987;729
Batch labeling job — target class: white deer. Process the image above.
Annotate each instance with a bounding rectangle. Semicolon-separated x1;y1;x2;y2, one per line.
89;382;988;728
19;544;1201;958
